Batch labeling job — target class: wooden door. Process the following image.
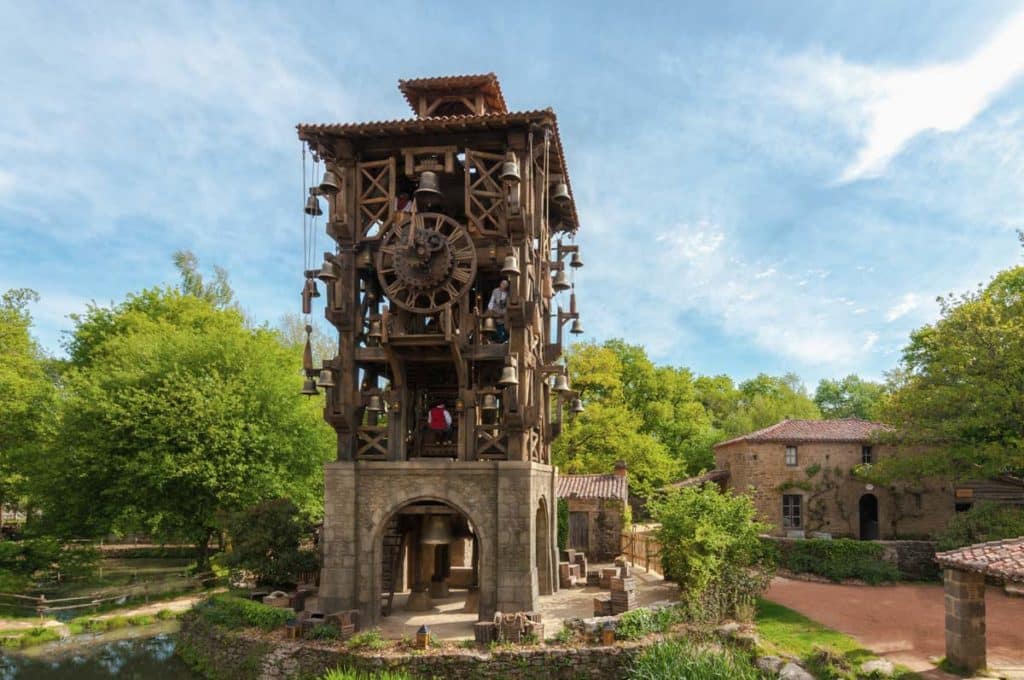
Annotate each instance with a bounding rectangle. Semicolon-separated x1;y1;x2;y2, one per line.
569;512;589;552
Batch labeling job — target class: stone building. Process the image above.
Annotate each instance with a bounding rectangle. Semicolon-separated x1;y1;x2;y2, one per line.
714;418;957;539
557;462;629;561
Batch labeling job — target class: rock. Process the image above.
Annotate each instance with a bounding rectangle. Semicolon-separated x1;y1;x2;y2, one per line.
860;659;895;676
716;622;742;638
755;656;784;674
779;662;815;680
716;622;758;650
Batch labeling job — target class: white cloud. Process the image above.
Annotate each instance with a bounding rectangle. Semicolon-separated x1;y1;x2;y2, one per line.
655;220;725;259
0;169;12;196
862;332;879;351
885;293;920;321
754;268;776;279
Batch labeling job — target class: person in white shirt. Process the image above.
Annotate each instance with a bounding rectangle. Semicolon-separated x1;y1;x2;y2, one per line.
486;280;510;342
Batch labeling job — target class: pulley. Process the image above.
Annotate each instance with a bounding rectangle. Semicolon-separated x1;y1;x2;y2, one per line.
421;515;453;545
551;182;571;205
499;158;521;183
498;365;519;386
552;374;571;393
552;270;571;292
318;170;341;195
570;318;585;335
300;378;318;396
304;194;322;216
501;254;520;277
318;368;336;389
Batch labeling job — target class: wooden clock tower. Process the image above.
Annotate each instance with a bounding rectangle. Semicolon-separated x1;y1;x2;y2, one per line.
297;74;584;626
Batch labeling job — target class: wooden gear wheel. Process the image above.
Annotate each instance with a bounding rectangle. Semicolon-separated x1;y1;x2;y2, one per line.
376;212;477;313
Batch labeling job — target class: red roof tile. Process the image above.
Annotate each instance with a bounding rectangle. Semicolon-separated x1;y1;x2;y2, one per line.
397;73;507;114
667;469;731;489
557;473;628;502
935;537;1024;583
713;418;892;448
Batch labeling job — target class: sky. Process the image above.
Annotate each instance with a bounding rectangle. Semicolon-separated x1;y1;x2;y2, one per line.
2;1;1024;387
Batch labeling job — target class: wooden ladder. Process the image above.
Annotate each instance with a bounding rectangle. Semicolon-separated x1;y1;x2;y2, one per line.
380;518;405;616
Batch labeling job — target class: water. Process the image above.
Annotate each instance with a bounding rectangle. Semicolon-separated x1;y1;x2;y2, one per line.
0;626;200;679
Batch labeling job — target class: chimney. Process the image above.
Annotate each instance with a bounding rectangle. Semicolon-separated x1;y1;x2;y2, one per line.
613;461;628;477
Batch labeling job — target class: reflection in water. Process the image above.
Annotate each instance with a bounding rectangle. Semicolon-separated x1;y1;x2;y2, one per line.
0;633;198;679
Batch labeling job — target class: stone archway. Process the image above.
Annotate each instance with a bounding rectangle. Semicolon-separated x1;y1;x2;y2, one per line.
859;493;879;540
535;498;553;596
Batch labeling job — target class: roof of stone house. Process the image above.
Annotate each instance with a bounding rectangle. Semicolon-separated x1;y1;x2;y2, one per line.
666;469;731;489
557;473;628;503
713;418;893;449
935;537;1024;583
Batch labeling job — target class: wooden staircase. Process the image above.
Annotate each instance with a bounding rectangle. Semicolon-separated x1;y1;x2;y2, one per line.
381;518;406;616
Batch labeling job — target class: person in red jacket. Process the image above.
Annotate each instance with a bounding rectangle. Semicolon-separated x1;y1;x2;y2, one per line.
428;401;452;444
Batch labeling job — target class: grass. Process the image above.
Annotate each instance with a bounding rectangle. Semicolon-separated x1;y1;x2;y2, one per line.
756;599;920;679
0;625;62;649
628;639;761;680
196;593;293;631
320;670;412;680
346;628;388;651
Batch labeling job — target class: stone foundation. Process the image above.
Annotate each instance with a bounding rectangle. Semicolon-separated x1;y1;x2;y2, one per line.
943;568;986;673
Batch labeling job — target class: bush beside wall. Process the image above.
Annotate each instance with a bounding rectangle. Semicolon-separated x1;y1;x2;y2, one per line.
765;537;906;584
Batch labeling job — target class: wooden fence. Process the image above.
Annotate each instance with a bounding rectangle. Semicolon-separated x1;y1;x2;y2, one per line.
619;524;663;577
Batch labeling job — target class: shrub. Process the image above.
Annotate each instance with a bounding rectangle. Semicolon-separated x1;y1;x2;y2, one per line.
628;639;760;680
320;670;412;680
936;502;1024;551
304;624;342;641
155;608;178;620
651;484;774;622
550;624;575;645
346;628;387;650
776;538;899;584
227;498;317;587
197;594;292;631
0;538;100;584
556;498;569;551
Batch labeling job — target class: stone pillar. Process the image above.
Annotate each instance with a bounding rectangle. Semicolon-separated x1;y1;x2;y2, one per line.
319;463;358;615
944;568;986;673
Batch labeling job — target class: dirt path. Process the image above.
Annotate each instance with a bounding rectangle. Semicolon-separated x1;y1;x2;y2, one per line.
764;576;1024;676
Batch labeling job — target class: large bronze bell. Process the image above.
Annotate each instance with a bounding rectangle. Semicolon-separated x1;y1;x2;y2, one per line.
481;316;497;333
304;194;322;216
498;365;518;386
571;398;585;414
570;318;584;335
300;378;319;396
421;515;452;545
415;171;442;201
551;182;571;205
366;394;383;412
500;159;520;183
356;249;373;270
480;394;498;411
501;254;520;277
552;374;571;393
317;261;338;282
552;270;571;292
318;368;336;389
318;170;341;195
570;251;583;268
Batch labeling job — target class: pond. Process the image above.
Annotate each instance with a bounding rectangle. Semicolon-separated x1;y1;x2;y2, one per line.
0;624;200;679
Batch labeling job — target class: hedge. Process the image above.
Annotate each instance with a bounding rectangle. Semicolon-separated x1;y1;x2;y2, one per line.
196;593;293;631
771;538;899;584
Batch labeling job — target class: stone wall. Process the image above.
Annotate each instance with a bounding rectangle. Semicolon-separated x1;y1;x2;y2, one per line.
564;497;625;561
763;536;939;580
716;441;954;539
178;613;646;680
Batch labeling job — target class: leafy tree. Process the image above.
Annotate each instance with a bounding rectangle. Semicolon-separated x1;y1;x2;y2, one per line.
720;373;820;437
227;498;318;586
935;502;1024;551
278;313;336;368
39;258;333;569
874;266;1024;481
814;374;887;420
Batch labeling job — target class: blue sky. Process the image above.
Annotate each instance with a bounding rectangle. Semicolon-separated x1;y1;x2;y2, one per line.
3;2;1024;387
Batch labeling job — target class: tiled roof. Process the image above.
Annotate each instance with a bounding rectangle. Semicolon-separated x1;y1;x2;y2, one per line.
935;537;1024;583
667;469;731;489
557;473;628;502
398;73;507;114
714;418;893;448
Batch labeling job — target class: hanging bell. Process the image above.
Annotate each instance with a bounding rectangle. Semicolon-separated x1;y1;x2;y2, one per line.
317;261;338;282
421;515;453;545
552;270;571;292
307;278;320;298
570;318;585;335
318;169;341;195
499;158;520;183
481;316;497;333
498;364;519;386
318;368;336;389
304;194;323;216
356;249;373;270
480;394;498;411
551;182;571;205
501;254;520;277
415;171;443;201
571;398;585;414
367;318;382;342
300;378;319;396
570;251;583;268
552;374;571;393
366;394;383;412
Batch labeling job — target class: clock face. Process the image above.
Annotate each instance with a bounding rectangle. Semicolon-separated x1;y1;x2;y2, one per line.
376;212;477;314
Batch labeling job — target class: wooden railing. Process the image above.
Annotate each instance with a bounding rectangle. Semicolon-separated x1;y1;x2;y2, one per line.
620;524;663;577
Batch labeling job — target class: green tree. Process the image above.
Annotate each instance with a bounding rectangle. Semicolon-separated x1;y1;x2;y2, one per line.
227;498;318;586
720;373;820;437
40;258;332;569
814;374;887;420
874;266;1024;481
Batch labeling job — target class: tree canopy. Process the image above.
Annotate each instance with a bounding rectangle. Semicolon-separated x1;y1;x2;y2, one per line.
813;374;887;420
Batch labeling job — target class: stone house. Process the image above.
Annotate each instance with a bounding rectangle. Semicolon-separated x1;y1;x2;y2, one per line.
557;462;629;561
713;419;958;539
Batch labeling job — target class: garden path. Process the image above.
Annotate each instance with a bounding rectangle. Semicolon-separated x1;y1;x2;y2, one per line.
764;576;1024;677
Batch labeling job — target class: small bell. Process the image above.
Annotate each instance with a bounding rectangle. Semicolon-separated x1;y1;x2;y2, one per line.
501;254;520;277
366;394;384;412
481;316;497;333
318;366;336;389
415;171;442;202
304;194;322;216
308;278;320;298
552;270;571;292
317;261;338;282
570;318;585;335
551;182;571;205
481;394;498;411
498;364;519;386
571;398;585;414
499;159;520;183
570;251;583;268
367;318;382;342
356;249;373;270
300;378;318;396
552;374;571;393
318;169;341;195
